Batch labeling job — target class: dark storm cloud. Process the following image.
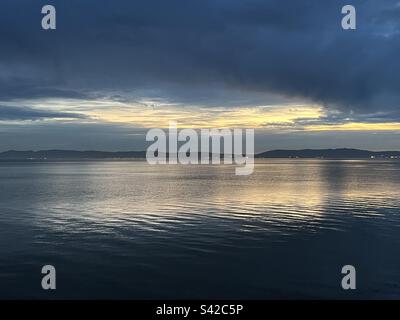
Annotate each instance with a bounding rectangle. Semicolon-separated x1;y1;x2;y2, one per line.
1;0;400;115
0;105;86;120
0;79;93;101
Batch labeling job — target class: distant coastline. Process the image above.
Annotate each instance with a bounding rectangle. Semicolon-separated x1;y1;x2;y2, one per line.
0;148;400;160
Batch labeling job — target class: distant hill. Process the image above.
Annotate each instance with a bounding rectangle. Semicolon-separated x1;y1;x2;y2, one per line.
0;148;399;160
0;150;146;160
256;148;400;159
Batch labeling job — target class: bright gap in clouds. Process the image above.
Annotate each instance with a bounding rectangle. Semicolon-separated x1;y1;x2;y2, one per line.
5;98;400;132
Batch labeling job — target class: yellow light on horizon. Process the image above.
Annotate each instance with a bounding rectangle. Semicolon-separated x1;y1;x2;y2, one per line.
305;122;400;131
87;104;324;129
12;97;400;132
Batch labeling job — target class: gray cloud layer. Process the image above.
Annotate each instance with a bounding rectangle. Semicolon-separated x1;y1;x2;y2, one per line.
0;105;86;120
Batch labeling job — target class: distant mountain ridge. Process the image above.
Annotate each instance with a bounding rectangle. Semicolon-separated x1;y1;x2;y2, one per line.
256;148;400;159
0;150;146;160
0;148;400;160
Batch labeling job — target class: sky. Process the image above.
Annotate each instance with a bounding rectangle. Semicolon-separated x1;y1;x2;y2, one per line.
1;0;400;152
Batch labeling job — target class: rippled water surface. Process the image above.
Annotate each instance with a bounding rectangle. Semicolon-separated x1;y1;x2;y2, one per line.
0;160;399;299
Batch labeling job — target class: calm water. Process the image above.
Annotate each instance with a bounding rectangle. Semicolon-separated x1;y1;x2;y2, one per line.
0;159;399;299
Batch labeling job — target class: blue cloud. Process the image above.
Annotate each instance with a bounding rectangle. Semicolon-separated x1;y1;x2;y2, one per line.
0;105;86;120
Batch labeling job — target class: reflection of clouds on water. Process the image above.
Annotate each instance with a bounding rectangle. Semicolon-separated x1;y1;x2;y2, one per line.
0;160;399;299
12;160;400;236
